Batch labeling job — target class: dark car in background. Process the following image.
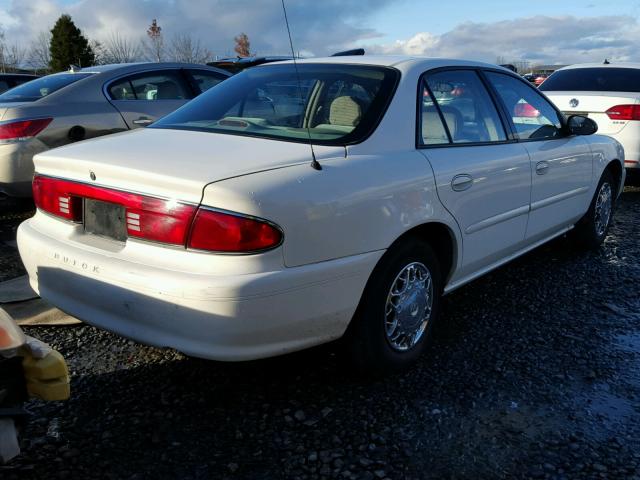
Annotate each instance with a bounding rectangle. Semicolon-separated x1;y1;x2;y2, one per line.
0;62;230;197
0;74;39;94
207;56;293;74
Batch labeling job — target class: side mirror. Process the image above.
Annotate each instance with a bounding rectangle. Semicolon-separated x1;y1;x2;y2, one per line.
567;115;598;136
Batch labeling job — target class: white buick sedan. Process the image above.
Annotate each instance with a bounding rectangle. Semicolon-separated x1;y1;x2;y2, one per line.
17;56;625;373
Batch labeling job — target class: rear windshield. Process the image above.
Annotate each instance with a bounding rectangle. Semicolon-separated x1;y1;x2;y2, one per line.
151;64;399;145
540;68;640;93
0;73;93;102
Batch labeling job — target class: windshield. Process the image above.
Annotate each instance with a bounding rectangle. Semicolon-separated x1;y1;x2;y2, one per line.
540;68;640;93
151;64;399;145
0;73;93;102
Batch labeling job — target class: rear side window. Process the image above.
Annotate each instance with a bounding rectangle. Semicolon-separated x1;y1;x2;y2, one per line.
540;68;640;93
0;73;92;102
187;70;227;94
486;72;562;141
420;70;506;145
108;71;191;101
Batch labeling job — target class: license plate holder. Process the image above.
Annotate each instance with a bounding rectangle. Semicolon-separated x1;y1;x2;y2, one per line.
83;198;127;242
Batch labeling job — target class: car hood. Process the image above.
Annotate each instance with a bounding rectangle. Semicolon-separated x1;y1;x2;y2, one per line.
33;128;338;204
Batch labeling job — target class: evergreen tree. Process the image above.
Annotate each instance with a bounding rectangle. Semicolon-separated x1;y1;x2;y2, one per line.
49;14;95;72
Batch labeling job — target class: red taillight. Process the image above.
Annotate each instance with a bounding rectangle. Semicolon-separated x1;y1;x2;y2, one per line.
33;175;82;221
33;175;283;253
187;208;282;253
33;175;197;245
605;104;640;121
0;118;52;141
514;103;540;118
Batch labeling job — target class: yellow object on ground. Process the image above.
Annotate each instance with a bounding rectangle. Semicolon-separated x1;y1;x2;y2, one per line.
19;349;70;401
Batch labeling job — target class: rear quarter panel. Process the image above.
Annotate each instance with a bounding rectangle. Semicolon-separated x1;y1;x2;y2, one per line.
201;150;460;269
585;134;625;195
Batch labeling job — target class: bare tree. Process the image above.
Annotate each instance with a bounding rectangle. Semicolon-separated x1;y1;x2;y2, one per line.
101;32;141;64
4;42;26;71
143;19;164;62
90;39;107;65
27;31;52;73
169;33;211;64
234;33;251;58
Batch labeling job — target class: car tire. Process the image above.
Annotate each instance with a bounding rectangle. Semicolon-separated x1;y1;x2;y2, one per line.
571;169;616;249
345;237;442;375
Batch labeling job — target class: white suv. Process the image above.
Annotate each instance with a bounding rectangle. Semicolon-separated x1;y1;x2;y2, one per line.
541;63;640;184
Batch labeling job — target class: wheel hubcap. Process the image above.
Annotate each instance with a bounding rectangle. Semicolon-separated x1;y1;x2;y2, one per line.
594;182;612;237
384;262;433;352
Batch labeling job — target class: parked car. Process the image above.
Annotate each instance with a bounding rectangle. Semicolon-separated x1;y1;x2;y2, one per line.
17;57;624;374
0;63;230;197
541;63;640;185
533;74;548;87
0;74;39;94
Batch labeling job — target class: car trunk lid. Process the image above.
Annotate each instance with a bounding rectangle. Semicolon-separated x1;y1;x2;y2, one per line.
33;128;323;204
545;91;640;135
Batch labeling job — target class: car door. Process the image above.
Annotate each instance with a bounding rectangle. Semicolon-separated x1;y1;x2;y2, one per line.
485;71;593;242
418;69;532;278
106;70;193;128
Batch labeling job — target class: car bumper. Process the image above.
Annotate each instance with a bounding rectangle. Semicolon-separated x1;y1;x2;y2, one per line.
0;139;48;197
17;217;381;361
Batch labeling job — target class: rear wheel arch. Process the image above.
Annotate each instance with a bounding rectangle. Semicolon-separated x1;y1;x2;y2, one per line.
604;159;623;196
390;222;458;285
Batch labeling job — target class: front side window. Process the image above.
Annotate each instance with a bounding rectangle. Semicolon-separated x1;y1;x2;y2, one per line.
420;70;506;145
486;72;563;140
108;72;190;101
151;64;399;145
0;73;93;102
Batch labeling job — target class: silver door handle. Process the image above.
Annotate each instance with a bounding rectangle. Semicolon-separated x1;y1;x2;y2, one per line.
535;161;550;175
451;174;473;192
133;118;153;126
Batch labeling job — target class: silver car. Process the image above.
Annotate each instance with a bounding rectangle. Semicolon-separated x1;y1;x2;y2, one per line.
0;63;230;197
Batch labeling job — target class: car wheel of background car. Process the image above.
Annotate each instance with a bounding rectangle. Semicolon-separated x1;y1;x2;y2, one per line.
344;237;442;375
571;169;615;249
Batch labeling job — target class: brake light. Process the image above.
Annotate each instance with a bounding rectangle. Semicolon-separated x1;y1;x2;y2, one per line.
187;208;282;252
0;118;52;141
32;175;283;253
33;175;197;245
605;105;640;121
33;175;82;221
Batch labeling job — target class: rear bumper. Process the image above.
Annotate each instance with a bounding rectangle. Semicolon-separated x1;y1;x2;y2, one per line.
0;139;48;197
17;217;381;361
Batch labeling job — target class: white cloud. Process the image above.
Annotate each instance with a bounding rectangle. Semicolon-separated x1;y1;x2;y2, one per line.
368;15;640;65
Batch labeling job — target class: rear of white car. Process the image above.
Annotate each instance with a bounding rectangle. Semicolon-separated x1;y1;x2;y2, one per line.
541;64;640;183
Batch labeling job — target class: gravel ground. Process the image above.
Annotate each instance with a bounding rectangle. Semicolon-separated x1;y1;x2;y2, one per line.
1;188;640;480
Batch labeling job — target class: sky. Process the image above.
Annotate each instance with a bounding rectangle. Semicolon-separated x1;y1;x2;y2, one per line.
2;0;640;66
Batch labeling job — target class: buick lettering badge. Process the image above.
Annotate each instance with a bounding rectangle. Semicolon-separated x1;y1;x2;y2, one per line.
569;98;579;108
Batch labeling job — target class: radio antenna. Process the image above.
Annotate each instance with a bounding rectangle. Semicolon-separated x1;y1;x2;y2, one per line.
281;0;322;170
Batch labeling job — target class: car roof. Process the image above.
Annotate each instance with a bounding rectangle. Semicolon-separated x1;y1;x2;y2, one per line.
0;73;38;77
76;62;231;75
271;55;505;71
555;62;640;71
